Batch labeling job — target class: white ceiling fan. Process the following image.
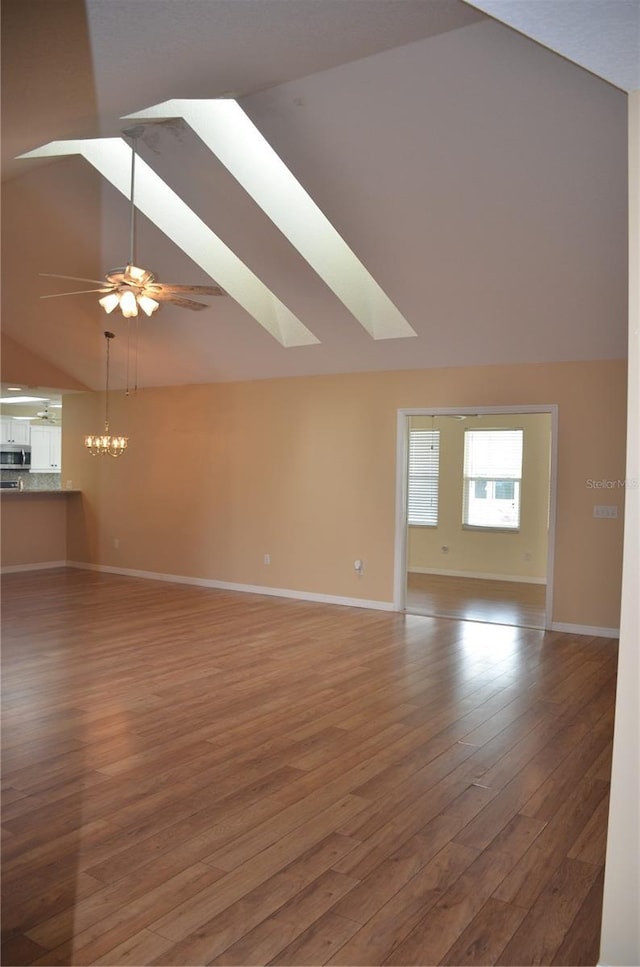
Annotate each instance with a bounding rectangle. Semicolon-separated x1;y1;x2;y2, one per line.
40;127;226;317
35;405;60;425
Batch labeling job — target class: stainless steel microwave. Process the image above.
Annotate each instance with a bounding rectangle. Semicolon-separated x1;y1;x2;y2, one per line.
0;445;31;468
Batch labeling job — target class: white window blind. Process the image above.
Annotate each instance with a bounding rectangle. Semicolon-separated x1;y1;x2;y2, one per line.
463;429;523;529
408;429;440;526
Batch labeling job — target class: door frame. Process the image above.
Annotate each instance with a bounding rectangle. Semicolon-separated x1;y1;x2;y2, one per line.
393;404;559;629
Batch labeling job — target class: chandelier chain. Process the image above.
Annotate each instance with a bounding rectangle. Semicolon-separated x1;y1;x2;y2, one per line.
105;329;112;429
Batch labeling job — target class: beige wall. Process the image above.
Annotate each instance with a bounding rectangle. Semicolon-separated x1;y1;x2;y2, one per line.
60;358;626;630
1;494;69;568
1;332;89;391
408;412;551;581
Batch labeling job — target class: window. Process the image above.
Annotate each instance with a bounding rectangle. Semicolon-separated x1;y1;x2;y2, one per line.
463;429;523;529
408;428;440;526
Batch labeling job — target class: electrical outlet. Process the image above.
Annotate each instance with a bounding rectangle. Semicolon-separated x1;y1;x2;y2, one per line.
354;559;364;574
263;553;271;565
113;537;120;549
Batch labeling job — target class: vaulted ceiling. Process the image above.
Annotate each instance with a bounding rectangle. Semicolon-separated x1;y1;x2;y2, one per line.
1;0;635;392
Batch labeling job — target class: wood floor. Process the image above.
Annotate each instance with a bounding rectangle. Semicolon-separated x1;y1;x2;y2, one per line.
406;573;547;629
1;568;617;966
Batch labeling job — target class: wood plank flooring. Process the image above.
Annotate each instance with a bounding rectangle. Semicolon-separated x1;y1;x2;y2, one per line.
406;573;547;629
1;568;617;966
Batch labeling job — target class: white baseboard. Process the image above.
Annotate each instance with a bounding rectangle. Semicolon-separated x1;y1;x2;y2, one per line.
67;561;395;612
551;621;620;639
408;566;547;585
1;560;68;574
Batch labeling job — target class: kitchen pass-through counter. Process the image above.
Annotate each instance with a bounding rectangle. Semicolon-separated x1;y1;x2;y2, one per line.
1;488;82;571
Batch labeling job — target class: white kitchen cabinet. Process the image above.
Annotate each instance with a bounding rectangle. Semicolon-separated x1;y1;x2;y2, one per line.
0;417;31;445
30;425;62;472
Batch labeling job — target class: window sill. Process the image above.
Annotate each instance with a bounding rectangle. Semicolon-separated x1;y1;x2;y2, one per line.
462;525;520;533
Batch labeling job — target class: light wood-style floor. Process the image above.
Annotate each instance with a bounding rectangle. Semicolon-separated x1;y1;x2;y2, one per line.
406;573;547;629
1;568;617;966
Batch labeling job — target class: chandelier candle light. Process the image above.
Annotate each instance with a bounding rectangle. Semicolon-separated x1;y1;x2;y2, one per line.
85;331;128;457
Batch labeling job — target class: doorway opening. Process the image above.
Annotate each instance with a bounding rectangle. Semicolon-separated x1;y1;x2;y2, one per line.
394;406;558;629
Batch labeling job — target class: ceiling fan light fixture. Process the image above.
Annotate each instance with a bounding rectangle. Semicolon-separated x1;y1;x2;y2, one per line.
137;294;159;316
38;132;226;319
119;290;138;318
125;263;149;285
99;293;120;313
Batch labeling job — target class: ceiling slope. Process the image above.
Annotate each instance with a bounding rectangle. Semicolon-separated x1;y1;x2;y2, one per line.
0;0;630;389
464;0;640;92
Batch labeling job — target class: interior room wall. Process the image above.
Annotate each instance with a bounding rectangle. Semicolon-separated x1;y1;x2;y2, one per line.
1;332;89;391
62;357;626;631
407;412;551;581
1;493;68;568
0;158;105;390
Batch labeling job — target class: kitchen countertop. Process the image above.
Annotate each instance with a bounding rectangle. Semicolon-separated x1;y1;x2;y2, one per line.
0;489;82;496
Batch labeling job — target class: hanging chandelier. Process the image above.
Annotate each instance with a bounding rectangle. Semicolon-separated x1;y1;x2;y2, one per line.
84;331;128;457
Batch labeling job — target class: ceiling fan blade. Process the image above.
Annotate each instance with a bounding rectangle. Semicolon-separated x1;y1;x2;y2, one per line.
149;283;225;296
40;288;111;299
160;295;210;310
40;272;108;286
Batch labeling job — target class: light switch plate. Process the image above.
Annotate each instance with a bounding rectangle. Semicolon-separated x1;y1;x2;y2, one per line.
593;505;618;518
